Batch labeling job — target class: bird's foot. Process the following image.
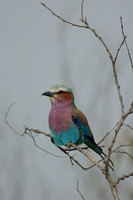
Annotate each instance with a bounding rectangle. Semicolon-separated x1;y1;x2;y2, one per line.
66;142;71;148
51;137;55;144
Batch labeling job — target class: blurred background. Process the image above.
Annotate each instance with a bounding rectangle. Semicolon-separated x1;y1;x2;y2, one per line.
0;0;133;199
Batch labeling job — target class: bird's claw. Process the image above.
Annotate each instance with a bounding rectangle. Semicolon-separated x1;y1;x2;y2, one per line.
66;142;71;148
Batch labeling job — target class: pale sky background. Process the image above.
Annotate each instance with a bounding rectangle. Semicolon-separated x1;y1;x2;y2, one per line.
0;0;133;200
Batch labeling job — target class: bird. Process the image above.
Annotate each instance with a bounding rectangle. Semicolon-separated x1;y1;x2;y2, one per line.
42;84;106;158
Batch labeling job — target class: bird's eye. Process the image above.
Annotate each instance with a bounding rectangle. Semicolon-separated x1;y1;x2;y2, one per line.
56;90;68;94
58;90;64;94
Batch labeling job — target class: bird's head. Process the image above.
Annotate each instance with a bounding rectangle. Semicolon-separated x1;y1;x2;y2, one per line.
42;85;75;105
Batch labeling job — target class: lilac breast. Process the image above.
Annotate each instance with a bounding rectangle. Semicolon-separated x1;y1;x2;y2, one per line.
49;103;72;135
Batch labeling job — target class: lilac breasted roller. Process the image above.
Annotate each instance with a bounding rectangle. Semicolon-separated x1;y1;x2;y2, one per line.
42;85;104;157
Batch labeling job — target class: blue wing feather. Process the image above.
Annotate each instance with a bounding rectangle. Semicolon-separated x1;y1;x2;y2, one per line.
72;109;94;140
72;109;103;156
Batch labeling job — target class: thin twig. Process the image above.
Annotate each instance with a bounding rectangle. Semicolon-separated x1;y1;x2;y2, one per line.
41;2;86;28
113;144;133;151
124;123;133;130
112;144;133;160
5;104;68;158
23;128;66;158
80;0;84;21
23;126;52;138
120;17;133;72
76;178;86;200
115;172;133;185
114;35;127;63
70;143;105;174
58;146;92;170
105;103;133;172
114;150;133;160
41;2;113;61
98;120;120;145
5;103;20;135
112;60;125;115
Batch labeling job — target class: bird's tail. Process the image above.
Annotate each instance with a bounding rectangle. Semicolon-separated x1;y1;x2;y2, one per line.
84;139;102;155
85;139;114;170
100;151;114;168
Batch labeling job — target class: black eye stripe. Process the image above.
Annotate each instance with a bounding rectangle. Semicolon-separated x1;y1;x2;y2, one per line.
56;90;69;94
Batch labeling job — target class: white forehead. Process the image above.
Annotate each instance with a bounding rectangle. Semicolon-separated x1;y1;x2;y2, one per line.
50;85;68;93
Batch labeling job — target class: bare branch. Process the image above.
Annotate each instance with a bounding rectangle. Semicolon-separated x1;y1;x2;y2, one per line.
23;126;52;138
76;178;86;200
81;17;114;62
69;143;105;174
115;172;133;185
105;103;133;171
41;2;86;28
112;61;125;115
124;123;133;130
114;150;133;160
98;120;120;145
113;144;133;151
22;126;67;158
41;2;113;61
24;129;65;157
105;175;119;200
112;144;133;160
114;35;127;63
80;0;84;21
5;103;20;135
57;146;91;170
5;104;67;158
120;17;133;72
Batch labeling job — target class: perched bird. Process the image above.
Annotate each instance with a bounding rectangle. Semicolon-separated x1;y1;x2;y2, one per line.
42;85;106;158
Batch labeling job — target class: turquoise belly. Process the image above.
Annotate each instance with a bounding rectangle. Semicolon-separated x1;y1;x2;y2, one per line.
50;123;84;146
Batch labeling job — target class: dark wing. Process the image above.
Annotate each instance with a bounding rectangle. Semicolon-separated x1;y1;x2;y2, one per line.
72;108;94;140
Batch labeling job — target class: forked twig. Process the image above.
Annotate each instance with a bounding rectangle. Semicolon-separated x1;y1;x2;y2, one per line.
5;103;20;135
120;17;133;72
114;150;133;160
115;172;133;185
114;35;127;63
124;123;133;130
105;103;133;172
77;178;86;200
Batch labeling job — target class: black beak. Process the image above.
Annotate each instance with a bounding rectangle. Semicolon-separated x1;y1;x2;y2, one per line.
42;91;54;97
